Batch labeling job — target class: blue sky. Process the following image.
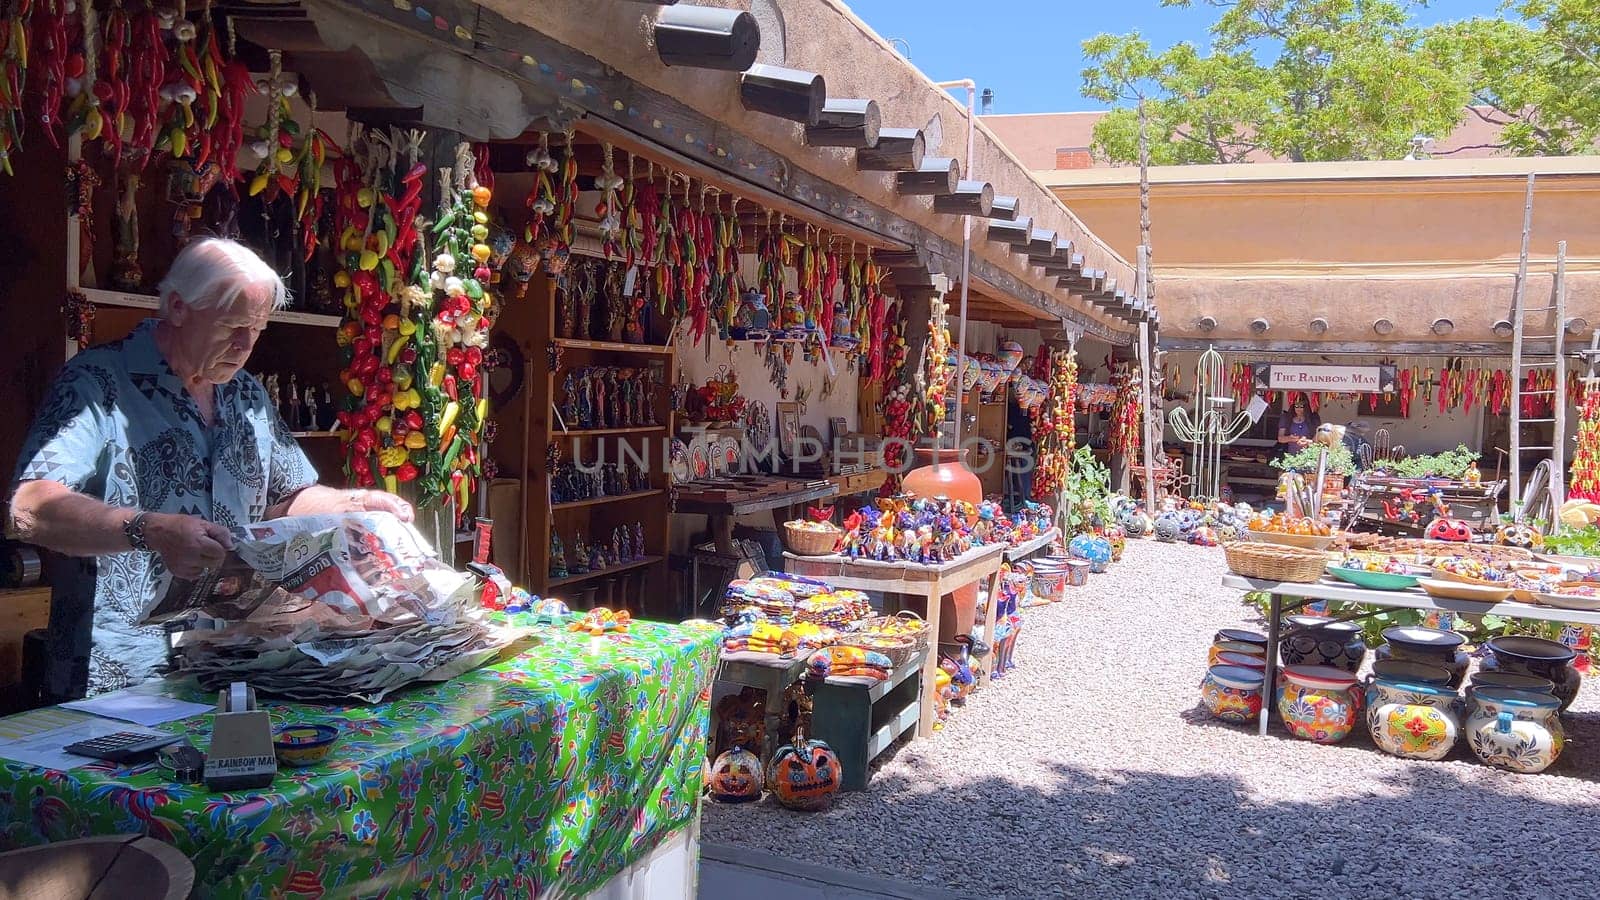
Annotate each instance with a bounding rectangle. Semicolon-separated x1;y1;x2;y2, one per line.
844;0;1511;113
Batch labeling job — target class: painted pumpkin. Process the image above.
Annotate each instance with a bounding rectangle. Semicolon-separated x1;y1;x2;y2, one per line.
1154;512;1183;543
1426;517;1473;543
767;735;843;811
1496;521;1543;550
1119;509;1152;537
708;746;763;803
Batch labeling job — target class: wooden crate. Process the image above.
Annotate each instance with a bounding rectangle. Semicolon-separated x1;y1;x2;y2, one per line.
809;648;927;791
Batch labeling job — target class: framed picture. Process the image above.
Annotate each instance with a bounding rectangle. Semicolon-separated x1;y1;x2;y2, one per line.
828;416;848;444
777;402;802;460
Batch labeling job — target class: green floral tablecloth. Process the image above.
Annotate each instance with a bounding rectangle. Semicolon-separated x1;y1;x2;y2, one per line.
0;617;718;898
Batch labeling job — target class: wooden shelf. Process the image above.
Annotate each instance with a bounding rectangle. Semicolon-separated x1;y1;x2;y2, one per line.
290;430;341;439
556;425;667;436
553;337;675;356
81;288;342;328
548;554;664;589
552;489;665;511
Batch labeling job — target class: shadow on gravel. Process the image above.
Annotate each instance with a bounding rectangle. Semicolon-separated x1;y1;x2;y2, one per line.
779;758;1600;898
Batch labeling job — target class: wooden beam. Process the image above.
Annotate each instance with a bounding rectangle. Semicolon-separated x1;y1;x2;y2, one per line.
986;217;1032;246
805;98;881;149
740;64;825;123
1156;337;1538;355
654;6;759;72
895;157;960;195
931;180;994;216
1025;228;1057;259
989;195;1021;221
856;127;924;171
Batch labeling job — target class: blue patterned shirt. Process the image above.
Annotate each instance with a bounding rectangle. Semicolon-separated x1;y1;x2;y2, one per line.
13;319;316;697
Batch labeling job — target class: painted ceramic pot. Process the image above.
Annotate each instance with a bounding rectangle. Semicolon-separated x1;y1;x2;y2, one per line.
1068;534;1113;574
1364;676;1460;761
1482;636;1581;711
903;447;982;644
1369;659;1454;687
1208;640;1267;667
1213;629;1269;653
1465;687;1564;773
1277;665;1361;744
1064;559;1091;587
1377;626;1469;688
1102;525;1127;562
1202;664;1265;724
1214;650;1267;671
1279;615;1367;673
1031;560;1067;602
1467;671;1557;696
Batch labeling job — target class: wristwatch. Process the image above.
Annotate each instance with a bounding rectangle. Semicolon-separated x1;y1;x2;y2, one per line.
124;511;152;552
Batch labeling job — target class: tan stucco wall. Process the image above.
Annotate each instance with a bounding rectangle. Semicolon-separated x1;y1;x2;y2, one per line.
476;0;1134;336
1045;160;1600;342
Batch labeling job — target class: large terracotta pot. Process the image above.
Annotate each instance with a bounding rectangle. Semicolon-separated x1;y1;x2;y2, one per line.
902;447;982;644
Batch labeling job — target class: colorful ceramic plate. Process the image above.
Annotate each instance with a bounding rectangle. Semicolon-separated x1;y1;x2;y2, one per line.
1532;590;1600;611
1326;565;1423;591
691;445;709;479
1417;578;1513;602
668;439;691;485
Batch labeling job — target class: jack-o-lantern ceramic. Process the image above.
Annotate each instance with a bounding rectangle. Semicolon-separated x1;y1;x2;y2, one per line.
767;733;842;811
1426;517;1473;543
708;746;764;803
501;238;541;299
1496;521;1543;550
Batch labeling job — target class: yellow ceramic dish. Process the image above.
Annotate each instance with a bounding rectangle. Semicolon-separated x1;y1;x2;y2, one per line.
1417;578;1513;603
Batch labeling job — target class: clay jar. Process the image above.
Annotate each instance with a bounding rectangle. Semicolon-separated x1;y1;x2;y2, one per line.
1277;665;1361;744
901;447;982;644
1364;675;1461;761
1279;615;1367;673
1376;626;1469;688
1208;640;1266;668
1465;687;1564;773
1467;671;1557;696
1202;664;1265;724
1482;636;1581;711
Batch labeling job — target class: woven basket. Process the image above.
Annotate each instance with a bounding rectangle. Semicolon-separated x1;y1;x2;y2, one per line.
836;633;919;668
783;521;841;556
847;610;930;655
1224;542;1329;583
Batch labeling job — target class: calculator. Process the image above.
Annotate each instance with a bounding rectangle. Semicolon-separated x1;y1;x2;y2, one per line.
63;731;184;763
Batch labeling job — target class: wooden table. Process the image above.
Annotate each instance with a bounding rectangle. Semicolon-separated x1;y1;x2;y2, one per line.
675;479;841;612
1221;573;1600;737
784;543;1007;737
1004;528;1060;563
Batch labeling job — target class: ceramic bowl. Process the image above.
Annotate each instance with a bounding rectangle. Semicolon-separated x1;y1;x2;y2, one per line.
273;723;339;768
1532;588;1600;611
1215;650;1267;670
1213;628;1268;650
1370;659;1454;685
1467;670;1556;695
1208;640;1267;666
1326;565;1424;591
1417;578;1514;602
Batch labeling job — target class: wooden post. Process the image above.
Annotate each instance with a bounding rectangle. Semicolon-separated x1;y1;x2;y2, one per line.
894;157;959;195
1509;172;1536;505
986;217;1032;247
1553;240;1569;513
855;127;924;171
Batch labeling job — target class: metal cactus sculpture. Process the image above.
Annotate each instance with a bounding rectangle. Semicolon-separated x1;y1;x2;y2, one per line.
1167;347;1252;500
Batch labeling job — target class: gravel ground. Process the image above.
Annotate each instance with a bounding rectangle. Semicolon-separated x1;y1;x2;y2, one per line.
702;539;1600;899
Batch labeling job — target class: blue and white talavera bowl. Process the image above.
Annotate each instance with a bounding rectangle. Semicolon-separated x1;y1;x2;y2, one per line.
1068;533;1113;574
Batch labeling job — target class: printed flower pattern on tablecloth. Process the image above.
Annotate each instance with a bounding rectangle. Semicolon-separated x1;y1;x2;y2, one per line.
0;619;717;898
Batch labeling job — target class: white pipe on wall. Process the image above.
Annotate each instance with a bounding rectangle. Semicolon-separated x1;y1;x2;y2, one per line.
935;78;976;452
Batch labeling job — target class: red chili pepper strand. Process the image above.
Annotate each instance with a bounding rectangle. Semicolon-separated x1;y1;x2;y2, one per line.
123;5;161;163
31;0;70;149
637;180;659;266
1;0;36;173
557;145;577;246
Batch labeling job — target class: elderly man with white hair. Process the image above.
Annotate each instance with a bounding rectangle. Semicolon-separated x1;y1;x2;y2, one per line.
7;238;412;700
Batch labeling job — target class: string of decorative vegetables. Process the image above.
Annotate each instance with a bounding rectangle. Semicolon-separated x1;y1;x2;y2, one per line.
713;193;739;336
756;210;782;313
1031;349;1078;501
555;126;577;248
865;253;890;382
1570;381;1600;502
621;153;642;265
522;130;557;249
1108;365;1142;459
595;141;624;258
333;127;423;490
418;141;494;516
0;0;31;174
914;291;952;435
30;0;70;149
123;1;164;166
820;246;840;345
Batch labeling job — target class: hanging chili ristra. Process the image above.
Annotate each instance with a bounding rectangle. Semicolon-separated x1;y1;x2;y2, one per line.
0;0;33;175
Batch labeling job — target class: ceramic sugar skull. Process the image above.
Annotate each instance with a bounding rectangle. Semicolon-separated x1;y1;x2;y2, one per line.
708;746;763;803
768;734;843;811
1496;521;1543;550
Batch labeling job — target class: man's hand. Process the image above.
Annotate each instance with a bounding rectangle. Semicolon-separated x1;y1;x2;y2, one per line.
354;490;415;523
143;513;235;579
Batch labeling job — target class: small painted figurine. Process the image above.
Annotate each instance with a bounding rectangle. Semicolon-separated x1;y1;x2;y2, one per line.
571;534;591;574
619;525;633;562
549;534;569;579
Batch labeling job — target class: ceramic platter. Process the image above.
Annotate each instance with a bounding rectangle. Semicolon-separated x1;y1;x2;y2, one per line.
718;437;741;473
1417;578;1513;603
668;439;691;485
691;445;710;479
1532;590;1600;611
1326;565;1423;591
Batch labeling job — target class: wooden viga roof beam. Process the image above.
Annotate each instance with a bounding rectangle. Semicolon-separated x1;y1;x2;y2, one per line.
856;127;924;171
985;217;1033;247
931;180;994;217
805;98;881;149
895;157;959;196
653;6;759;71
988;195;1020;222
740;64;825;123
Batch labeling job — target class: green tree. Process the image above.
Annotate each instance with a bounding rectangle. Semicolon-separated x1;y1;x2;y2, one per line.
1081;0;1498;164
1446;0;1600;156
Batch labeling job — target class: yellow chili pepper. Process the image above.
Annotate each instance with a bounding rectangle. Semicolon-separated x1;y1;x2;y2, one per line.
378;446;408;468
383;474;398;494
405;432;427;450
439;401;461;436
385;332;410;365
429;362;445;387
376;416;392;434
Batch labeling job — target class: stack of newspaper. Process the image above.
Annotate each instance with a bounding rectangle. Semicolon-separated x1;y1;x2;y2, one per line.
149;512;515;703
